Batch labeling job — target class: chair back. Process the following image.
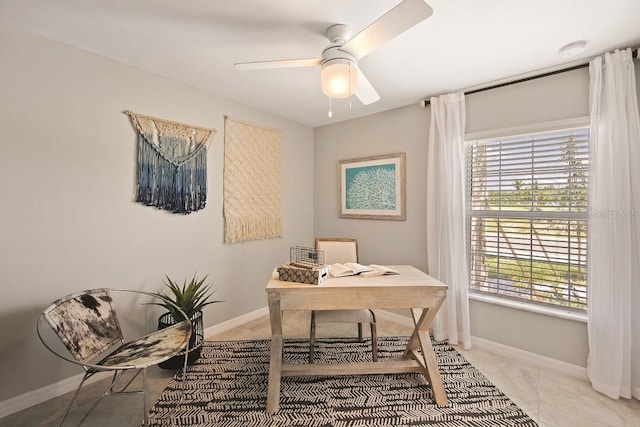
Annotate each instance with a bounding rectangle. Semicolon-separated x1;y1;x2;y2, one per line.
41;288;124;364
315;238;358;264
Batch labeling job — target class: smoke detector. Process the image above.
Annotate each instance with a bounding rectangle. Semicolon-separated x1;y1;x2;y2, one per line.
559;41;587;57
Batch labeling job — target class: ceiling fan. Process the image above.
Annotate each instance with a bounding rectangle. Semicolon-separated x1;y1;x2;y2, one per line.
234;0;433;106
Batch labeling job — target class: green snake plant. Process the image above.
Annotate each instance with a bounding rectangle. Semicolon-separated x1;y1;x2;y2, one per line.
151;274;222;321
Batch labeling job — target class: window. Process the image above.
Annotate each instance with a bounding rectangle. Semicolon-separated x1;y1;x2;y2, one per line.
466;126;589;310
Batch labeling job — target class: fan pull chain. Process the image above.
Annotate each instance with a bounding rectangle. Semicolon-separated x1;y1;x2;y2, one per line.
348;63;353;109
328;97;333;118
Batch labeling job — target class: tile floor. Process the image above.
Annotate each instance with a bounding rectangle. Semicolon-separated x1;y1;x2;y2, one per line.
1;311;638;426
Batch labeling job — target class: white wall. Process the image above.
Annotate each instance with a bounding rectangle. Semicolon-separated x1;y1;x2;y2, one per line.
314;67;593;367
0;22;314;401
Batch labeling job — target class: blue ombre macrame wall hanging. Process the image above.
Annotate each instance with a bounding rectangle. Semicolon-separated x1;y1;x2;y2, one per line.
125;111;216;214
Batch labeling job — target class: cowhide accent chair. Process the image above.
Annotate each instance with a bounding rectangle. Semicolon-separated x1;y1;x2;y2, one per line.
37;288;192;427
310;238;378;363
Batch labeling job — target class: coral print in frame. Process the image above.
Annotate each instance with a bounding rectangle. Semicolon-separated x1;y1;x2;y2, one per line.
338;152;406;220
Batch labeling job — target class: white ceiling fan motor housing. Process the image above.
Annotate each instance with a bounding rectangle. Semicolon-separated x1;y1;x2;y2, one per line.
320;24;358;98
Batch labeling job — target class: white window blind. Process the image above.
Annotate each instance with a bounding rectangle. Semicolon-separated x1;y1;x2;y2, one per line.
466;127;589;310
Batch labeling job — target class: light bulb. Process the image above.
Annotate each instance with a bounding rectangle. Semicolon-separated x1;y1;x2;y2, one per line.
321;60;357;98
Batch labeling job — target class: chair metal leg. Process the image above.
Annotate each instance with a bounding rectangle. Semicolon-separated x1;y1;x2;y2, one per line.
77;370;129;427
112;368;142;394
369;310;378;362
142;367;148;427
59;367;151;427
370;321;378;362
57;371;91;427
159;338;192;427
309;311;316;363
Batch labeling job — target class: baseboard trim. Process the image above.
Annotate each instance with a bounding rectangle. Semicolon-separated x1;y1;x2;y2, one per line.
470;336;588;380
0;306;586;419
203;306;269;338
0;370;106;419
374;310;587;380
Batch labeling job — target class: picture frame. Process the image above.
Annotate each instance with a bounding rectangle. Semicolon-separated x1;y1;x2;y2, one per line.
338;152;406;220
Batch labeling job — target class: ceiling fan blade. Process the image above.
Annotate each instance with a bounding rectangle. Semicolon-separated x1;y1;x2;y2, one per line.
354;67;380;105
343;0;433;60
235;58;322;70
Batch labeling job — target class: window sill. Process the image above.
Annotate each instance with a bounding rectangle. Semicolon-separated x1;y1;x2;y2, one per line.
468;291;587;323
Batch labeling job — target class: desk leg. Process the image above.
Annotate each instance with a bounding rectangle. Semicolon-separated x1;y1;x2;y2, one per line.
266;291;283;413
405;304;449;406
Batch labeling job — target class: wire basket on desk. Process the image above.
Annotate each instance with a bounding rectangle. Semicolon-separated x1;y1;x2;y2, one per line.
277;246;329;285
289;246;325;268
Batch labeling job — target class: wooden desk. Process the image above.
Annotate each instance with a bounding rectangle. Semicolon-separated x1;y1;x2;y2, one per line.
265;265;448;413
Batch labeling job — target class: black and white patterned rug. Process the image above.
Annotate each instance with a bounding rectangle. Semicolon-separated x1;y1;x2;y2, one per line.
147;337;538;426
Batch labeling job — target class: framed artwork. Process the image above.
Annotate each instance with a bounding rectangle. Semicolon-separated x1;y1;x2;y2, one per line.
338;152;406;220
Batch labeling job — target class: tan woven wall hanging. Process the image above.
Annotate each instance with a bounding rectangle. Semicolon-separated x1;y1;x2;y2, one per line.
224;116;282;243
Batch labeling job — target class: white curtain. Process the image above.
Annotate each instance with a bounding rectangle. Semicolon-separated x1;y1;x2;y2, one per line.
426;92;472;349
588;48;640;400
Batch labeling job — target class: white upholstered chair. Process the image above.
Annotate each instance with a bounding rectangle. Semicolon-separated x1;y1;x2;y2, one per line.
309;238;378;363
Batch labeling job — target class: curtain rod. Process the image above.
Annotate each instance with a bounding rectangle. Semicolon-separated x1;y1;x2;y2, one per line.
421;48;638;107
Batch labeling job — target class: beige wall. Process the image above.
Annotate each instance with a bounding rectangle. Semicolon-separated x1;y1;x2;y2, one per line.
314;67;593;367
0;22;314;401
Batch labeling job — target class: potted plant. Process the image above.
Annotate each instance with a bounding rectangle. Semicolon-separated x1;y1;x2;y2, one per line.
151;274;222;369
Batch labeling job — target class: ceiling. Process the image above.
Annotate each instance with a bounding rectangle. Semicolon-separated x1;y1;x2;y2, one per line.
2;0;640;127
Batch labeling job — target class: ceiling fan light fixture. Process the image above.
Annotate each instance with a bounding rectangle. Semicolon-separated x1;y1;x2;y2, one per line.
321;59;357;98
235;0;435;111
